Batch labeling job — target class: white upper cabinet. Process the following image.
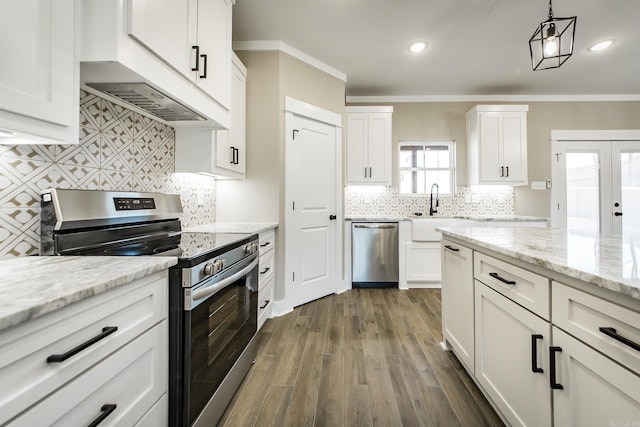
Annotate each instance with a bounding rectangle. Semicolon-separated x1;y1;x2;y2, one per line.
175;53;246;179
345;106;393;185
467;105;528;186
0;0;79;144
128;0;232;109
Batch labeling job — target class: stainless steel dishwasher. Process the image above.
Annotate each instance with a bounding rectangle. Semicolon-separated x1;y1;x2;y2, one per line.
352;222;399;288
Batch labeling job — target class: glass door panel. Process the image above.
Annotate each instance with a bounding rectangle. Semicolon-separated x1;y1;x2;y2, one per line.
613;142;640;235
566;152;600;234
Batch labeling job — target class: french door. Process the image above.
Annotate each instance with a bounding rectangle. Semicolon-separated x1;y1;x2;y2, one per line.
551;140;640;234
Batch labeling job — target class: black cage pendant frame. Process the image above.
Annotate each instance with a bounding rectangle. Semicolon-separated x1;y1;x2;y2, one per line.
529;0;577;71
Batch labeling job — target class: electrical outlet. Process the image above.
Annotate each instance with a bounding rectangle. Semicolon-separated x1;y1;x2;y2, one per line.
531;181;546;190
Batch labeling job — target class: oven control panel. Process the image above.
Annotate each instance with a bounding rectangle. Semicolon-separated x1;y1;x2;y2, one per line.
113;197;157;211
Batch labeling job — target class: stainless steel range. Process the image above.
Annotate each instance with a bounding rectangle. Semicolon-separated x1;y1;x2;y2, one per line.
40;189;259;427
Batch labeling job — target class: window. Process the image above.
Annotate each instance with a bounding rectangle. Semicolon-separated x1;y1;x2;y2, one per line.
399;141;455;195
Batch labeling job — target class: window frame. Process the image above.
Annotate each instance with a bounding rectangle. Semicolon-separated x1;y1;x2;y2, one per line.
398;140;456;196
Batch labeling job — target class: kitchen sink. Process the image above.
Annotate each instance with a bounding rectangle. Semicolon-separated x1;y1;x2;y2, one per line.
411;218;466;241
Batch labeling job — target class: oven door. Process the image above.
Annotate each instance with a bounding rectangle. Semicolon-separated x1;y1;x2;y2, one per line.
183;254;258;427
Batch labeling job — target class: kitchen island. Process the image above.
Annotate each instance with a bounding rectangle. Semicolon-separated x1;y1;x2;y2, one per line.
438;226;640;427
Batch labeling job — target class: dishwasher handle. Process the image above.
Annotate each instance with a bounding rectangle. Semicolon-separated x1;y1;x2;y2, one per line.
354;223;398;229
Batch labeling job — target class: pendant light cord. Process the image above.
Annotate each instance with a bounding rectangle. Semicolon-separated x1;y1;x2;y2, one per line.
548;0;554;18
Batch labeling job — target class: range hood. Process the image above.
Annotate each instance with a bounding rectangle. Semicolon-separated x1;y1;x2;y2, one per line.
86;82;205;122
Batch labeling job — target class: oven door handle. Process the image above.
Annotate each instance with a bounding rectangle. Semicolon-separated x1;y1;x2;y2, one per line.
188;255;259;309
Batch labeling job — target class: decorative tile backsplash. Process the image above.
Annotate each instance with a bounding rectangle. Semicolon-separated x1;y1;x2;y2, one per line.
0;90;216;258
345;185;514;218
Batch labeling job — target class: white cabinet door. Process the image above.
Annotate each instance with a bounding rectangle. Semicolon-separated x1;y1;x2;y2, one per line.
406;242;441;282
345;113;368;183
552;327;640;427
501;111;527;183
214;54;246;177
195;0;232;108
367;113;392;183
441;240;474;371
475;281;551;427
0;0;78;143
127;0;195;79
478;112;503;182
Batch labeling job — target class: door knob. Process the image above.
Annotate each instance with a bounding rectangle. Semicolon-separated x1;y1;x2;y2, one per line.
614;212;623;216
329;215;337;220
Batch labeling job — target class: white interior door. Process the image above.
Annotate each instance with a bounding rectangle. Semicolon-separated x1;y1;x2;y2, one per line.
286;114;338;308
551;140;640;234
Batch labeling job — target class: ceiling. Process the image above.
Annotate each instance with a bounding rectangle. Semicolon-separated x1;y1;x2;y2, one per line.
232;0;640;100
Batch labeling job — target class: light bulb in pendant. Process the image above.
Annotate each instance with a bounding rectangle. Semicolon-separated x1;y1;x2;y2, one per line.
543;23;559;57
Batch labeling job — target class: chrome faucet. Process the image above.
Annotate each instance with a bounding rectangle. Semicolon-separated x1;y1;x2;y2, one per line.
429;183;439;216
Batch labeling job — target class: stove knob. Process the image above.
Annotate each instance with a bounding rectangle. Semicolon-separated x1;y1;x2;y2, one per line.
244;243;255;255
204;259;223;276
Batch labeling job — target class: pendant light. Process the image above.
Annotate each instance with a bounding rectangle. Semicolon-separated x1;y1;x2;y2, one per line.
529;0;577;71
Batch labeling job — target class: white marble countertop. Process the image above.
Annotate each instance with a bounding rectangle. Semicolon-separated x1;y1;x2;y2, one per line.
347;215;548;222
438;226;640;301
185;222;278;234
0;256;177;332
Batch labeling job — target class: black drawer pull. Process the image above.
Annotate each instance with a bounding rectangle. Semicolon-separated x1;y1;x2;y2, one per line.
444;245;459;252
191;45;200;71
260;242;271;247
260;267;271;275
47;326;118;363
549;346;564;390
531;334;544;373
88;404;117;427
200;54;207;78
599;327;640;352
260;300;270;309
489;272;516;285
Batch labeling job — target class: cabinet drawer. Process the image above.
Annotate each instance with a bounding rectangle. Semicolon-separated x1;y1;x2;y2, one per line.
0;273;167;425
259;249;275;288
8;321;167;427
259;229;275;256
474;252;549;319
552;282;640;375
258;279;274;330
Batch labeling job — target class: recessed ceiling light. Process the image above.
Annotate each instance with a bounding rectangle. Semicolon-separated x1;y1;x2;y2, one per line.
409;41;427;54
588;40;615;52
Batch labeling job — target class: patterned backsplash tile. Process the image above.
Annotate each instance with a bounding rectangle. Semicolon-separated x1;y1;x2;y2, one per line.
345;185;514;218
0;90;216;258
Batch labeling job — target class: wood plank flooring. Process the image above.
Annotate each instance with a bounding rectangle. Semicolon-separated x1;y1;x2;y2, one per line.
219;288;504;427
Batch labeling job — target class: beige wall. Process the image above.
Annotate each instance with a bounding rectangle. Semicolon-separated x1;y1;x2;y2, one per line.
349;101;640;217
217;50;345;302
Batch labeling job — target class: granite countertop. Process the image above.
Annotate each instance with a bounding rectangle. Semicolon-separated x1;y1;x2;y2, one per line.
438;226;640;301
0;256;178;332
186;222;278;234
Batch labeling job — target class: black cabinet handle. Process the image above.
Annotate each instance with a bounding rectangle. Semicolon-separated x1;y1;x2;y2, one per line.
260;267;270;275
599;327;640;352
489;272;516;285
234;148;239;164
364;167;368;178
88;404;117;427
531;334;544;373
259;300;270;309
260;242;270;248
506;166;509;177
549;346;564;390
369;167;372;177
200;54;207;78
329;215;337;220
191;46;200;71
47;326;118;363
614;212;623;216
500;166;504;177
230;147;235;164
444;245;459;252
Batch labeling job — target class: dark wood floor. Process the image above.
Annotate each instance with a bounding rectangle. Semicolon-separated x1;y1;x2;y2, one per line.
219;288;504;427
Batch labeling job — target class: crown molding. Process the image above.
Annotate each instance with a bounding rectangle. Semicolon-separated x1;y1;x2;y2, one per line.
346;94;640;103
233;40;347;82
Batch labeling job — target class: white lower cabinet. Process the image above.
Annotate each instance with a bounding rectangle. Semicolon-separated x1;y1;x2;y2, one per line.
552;327;640;427
475;281;551;427
441;240;474;371
442;244;640;426
258;229;276;330
406;241;441;283
0;272;168;426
